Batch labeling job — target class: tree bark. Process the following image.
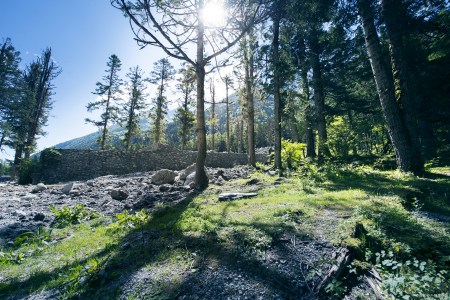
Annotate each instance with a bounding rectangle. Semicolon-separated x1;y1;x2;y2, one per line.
245;33;256;167
225;78;231;153
358;0;423;174
298;39;316;158
272;9;283;174
381;0;430;164
194;4;209;189
309;32;329;159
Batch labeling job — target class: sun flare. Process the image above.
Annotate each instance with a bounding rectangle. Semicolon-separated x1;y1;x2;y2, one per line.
201;0;227;27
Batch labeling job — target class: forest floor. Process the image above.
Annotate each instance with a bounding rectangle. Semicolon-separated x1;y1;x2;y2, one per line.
0;164;449;299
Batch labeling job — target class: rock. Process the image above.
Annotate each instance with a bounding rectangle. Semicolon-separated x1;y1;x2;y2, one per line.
110;189;129;201
86;180;95;187
215;176;224;186
184;172;196;186
21;194;38;201
246;178;260;185
14;210;27;218
62;182;74;195
159;184;171;192
218;193;258;201
179;164;197;181
151;169;177;185
32;183;47;193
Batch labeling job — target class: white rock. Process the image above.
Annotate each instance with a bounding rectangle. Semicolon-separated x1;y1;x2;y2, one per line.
62;182;74;195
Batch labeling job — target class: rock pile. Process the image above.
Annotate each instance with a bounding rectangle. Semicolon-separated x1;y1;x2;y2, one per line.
0;165;254;246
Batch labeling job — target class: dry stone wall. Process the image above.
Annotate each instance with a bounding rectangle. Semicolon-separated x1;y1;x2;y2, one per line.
40;146;267;183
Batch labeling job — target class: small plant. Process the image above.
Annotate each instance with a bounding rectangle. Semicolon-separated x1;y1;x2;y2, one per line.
375;250;449;299
13;226;52;247
324;278;347;298
0;250;25;264
108;209;149;232
50;204;100;228
229;226;272;256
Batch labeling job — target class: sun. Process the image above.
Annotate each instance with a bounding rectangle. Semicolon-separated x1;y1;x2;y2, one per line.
200;0;227;27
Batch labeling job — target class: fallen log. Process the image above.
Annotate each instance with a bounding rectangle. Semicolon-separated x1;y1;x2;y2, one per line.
218;193;258;201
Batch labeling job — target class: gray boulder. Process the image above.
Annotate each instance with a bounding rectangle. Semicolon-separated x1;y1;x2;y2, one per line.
184;172;196;187
62;182;74;195
151;169;177;185
179;164;196;181
110;189;129;201
32;183;47;193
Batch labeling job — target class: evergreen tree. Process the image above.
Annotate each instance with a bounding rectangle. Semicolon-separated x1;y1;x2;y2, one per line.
85;54;123;150
122;66;147;150
175;64;196;150
0;38;22;151
112;0;266;189
149;58;175;144
21;48;61;159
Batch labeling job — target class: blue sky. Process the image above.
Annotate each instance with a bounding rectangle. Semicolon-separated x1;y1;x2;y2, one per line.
0;0;166;158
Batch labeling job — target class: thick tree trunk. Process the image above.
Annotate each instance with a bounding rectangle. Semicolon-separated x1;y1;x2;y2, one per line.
358;0;423;174
298;41;316;158
381;0;432;163
194;7;208;189
309;33;329;159
245;33;256;167
272;11;283;174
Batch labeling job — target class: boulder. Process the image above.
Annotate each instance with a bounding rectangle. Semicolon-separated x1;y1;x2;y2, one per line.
179;164;196;181
110;189;129;201
151;169;177;185
184;172;196;186
62;182;74;195
32;183;47;193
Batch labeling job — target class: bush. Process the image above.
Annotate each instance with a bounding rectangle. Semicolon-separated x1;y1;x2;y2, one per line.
327;116;355;158
281;139;306;170
50;205;100;228
17;158;39;185
40;147;62;169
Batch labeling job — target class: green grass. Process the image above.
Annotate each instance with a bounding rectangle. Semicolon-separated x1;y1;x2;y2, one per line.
1;165;449;299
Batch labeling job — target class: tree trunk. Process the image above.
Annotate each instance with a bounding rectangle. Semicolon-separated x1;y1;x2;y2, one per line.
298;40;316;158
245;33;256;167
358;0;423;174
100;64;115;150
225;79;231;153
309;32;329;159
210;80;216;151
272;10;283;174
381;0;431;164
194;5;208;189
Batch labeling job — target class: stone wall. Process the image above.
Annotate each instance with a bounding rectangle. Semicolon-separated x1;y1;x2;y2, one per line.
40;146;267;183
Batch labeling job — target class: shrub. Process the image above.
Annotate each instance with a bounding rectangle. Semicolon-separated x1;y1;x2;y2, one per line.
50;205;100;228
40;147;62;169
281;139;306;170
17;158;39;185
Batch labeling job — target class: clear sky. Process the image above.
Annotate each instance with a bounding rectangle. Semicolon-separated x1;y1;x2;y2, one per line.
0;0;167;158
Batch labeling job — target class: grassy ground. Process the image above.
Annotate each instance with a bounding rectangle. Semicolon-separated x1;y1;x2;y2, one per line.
1;165;449;299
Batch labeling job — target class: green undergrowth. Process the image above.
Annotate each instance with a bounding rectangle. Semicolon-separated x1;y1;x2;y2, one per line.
0;165;449;299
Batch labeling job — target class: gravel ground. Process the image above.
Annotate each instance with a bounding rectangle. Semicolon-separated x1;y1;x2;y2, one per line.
0;166;377;299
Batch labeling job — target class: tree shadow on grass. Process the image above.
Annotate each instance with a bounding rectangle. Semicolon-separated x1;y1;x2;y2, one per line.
322;170;450;216
72;193;330;299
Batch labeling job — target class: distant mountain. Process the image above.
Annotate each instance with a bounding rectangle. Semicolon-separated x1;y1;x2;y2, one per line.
53;119;150;150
